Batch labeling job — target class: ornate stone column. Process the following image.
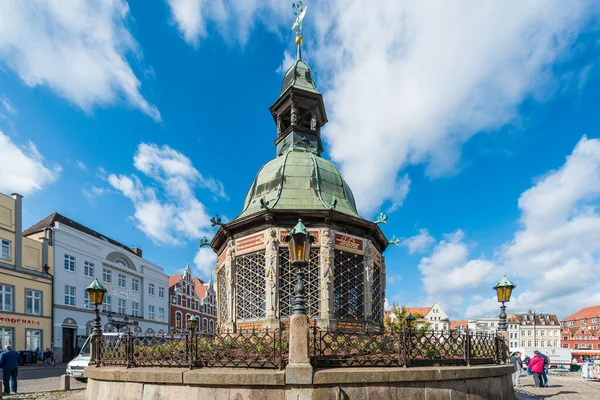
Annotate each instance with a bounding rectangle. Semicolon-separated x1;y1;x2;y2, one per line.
318;228;334;329
364;242;374;332
264;228;280;330
225;240;236;332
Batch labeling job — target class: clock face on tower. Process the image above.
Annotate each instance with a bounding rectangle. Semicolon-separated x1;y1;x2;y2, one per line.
171;296;177;304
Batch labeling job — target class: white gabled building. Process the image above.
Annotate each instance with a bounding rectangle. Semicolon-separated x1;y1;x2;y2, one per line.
24;213;169;362
468;317;500;335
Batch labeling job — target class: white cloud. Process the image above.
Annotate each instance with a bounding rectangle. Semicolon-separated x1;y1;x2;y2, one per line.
76;160;88;172
0;131;61;195
165;0;289;46
171;1;599;215
0;96;16;114
194;246;216;279
423;136;600;319
387;274;402;284
403;228;435;254
108;143;224;246
0;1;160;121
276;50;295;75
418;230;495;313
82;185;108;203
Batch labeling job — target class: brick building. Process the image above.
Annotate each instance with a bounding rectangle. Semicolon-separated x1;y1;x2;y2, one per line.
560;306;600;355
168;264;216;333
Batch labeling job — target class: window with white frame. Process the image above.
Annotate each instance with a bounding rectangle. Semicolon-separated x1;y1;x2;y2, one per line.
103;268;112;283
0;284;13;312
149;283;155;296
148;305;155;320
0;327;12;347
159;286;164;298
1;239;11;261
84;261;94;277
25;289;42;315
158;307;165;322
25;329;42;351
132;278;139;292
84;291;90;309
118;273;126;288
118;298;126;314
114;258;128;268
64;254;75;272
64;285;76;306
103;295;111;312
132;302;139;317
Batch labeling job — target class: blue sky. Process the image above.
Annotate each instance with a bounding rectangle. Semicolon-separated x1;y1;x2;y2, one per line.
2;1;600;320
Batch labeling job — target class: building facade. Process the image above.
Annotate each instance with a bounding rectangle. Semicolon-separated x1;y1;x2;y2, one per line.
468;317;500;335
24;213;169;362
0;192;53;353
517;311;561;348
409;303;450;331
168;265;217;333
560;306;600;353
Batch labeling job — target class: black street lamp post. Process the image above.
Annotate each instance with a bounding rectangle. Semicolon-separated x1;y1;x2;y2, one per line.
86;279;107;366
284;219;315;316
86;279;107;335
493;275;516;331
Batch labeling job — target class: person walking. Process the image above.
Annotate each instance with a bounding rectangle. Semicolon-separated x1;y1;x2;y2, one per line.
523;355;531;375
510;351;523;387
540;352;550;387
529;350;545;388
0;344;20;395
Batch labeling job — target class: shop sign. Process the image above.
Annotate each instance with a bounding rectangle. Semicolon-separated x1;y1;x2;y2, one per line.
236;233;265;254
279;229;320;245
0;316;41;326
218;250;227;266
237;322;263;331
372;244;382;266
334;233;364;253
337;321;363;331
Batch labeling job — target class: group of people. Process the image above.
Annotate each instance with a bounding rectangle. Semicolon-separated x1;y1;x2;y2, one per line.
510;350;550;388
41;348;56;366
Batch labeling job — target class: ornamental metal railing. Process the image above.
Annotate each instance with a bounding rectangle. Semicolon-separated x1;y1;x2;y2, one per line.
95;328;506;370
310;327;506;368
96;328;287;369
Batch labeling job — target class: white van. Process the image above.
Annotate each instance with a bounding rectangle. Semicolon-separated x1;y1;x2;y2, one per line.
66;333;124;380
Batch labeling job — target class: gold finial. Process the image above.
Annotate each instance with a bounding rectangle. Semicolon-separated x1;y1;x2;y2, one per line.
292;2;307;59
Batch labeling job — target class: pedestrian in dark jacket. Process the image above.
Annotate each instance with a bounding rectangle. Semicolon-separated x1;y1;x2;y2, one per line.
510;351;523;387
0;344;20;394
528;350;545;388
540;353;549;387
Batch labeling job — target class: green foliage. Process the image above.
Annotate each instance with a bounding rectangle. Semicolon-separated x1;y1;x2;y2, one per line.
384;304;431;334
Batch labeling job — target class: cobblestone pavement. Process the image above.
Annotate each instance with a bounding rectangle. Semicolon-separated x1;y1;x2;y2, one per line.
1;376;86;399
1;389;84;400
515;372;600;399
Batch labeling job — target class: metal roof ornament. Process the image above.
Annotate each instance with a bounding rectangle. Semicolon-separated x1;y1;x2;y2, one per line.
210;213;223;227
374;213;388;225
292;1;307;60
199;237;210;248
388;235;400;246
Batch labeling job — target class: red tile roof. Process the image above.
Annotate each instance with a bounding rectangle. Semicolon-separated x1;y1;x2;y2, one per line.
450;320;468;330
563;306;600;323
193;277;207;299
168;274;182;290
405;307;431;317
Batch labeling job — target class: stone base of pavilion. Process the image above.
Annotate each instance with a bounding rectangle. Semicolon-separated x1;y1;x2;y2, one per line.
84;364;514;399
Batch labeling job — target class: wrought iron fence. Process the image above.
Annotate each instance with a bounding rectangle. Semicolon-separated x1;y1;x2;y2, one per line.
95;328;505;370
96;328;287;369
310;327;505;368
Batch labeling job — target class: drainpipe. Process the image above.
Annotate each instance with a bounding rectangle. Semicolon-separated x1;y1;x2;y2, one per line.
11;193;23;268
43;227;54;350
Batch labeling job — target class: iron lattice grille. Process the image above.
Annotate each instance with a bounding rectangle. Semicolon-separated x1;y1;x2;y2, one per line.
235;251;266;320
333;250;365;320
217;267;229;324
278;248;320;319
371;265;382;324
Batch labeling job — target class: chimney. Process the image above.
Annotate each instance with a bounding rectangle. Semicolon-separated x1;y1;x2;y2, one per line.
131;247;142;257
11;193;22;268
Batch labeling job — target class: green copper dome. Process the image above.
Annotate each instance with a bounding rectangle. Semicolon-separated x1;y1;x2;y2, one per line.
281;60;319;95
238;149;359;219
